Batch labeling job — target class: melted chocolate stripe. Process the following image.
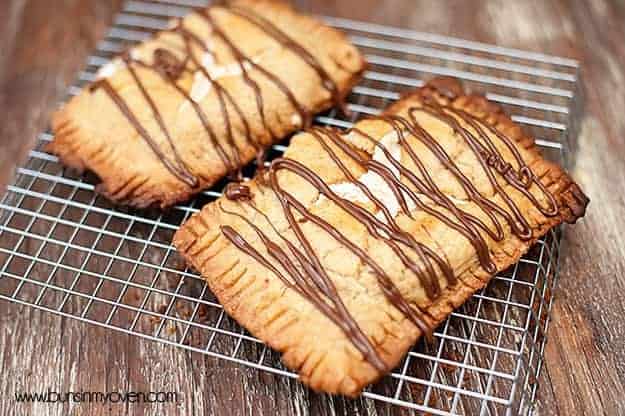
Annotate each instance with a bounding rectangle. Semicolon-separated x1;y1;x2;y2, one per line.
445;109;536;235
400;112;509;272
353;116;499;272
308;127;450;298
165;26;243;176
122;57;197;186
199;9;310;137
220;205;387;372
268;155;436;332
177;25;261;174
122;57;198;188
134;50;237;176
266;163;433;334
90;79;196;187
227;6;340;107
447;106;558;216
415;105;533;240
348;120;498;264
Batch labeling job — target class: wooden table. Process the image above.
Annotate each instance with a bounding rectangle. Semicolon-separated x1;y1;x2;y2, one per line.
0;0;622;415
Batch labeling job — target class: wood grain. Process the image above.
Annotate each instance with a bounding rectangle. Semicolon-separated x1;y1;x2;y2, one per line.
0;0;623;415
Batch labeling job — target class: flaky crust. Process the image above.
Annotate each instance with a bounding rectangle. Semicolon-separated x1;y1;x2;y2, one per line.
48;0;366;208
173;78;588;396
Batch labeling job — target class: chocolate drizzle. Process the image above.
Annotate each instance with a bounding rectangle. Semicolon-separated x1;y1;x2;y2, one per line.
226;5;341;110
89;3;342;187
224;182;253;201
221;96;559;370
90;77;197;187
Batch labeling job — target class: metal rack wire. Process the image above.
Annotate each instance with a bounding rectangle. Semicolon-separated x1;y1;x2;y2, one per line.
0;1;581;414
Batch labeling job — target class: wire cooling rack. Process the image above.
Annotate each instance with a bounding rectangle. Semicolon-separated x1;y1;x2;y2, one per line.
0;1;581;415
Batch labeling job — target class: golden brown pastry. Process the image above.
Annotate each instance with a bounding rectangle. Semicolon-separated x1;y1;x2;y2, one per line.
49;0;366;208
173;78;588;396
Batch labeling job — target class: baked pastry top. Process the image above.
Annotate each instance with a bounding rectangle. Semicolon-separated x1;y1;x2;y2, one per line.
49;0;365;208
173;78;588;396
